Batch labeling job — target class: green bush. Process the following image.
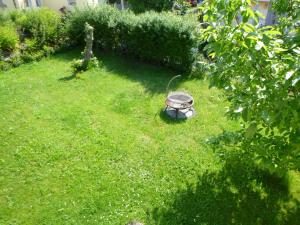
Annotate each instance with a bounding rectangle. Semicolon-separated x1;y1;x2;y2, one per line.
0;11;11;25
20;39;50;63
71;57;99;74
67;6;198;72
17;8;61;46
0;61;11;71
0;23;19;51
127;0;175;13
9;53;23;67
8;10;24;23
0;9;66;71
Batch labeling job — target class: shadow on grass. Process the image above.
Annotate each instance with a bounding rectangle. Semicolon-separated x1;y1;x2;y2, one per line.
53;48;81;62
95;51;186;95
54;48;188;94
58;73;77;81
150;152;300;225
158;109;187;124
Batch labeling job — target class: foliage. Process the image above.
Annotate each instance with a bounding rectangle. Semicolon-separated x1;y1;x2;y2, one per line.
8;10;24;23
67;5;198;72
0;23;19;52
71;57;99;73
0;11;11;25
127;0;175;13
20;38;44;63
17;8;62;47
199;0;300;173
172;0;193;15
0;8;67;71
272;0;300;17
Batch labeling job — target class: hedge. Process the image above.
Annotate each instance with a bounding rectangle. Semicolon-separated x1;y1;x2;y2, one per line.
126;0;175;13
17;8;62;47
67;5;198;72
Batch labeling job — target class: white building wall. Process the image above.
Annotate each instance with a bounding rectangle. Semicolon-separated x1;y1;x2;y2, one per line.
41;0;98;11
1;0;101;11
1;0;17;9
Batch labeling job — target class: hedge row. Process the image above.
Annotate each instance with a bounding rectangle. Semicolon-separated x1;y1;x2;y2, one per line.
67;6;198;72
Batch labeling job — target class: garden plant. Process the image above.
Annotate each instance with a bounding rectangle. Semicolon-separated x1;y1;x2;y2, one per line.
199;0;300;174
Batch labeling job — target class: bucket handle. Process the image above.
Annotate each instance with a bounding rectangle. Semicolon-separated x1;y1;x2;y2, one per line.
166;75;181;96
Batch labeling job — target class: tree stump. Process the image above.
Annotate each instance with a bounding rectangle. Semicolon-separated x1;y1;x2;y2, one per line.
82;22;94;68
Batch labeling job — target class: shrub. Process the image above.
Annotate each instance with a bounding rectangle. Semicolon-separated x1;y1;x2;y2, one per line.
67;6;198;72
20;39;51;63
127;0;175;13
0;61;11;71
0;9;66;71
0;23;19;52
0;11;11;25
17;8;61;47
8;10;24;23
9;53;23;67
71;57;99;73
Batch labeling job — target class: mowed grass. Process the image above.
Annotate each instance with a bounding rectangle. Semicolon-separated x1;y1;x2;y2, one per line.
0;50;299;225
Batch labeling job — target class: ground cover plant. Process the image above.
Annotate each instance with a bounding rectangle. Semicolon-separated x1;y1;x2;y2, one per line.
1;50;300;225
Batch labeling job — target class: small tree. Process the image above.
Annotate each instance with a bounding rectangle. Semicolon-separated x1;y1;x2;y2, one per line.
199;0;300;174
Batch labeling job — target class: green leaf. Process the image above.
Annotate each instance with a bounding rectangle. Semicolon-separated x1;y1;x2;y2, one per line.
293;48;300;54
255;41;265;51
292;77;300;86
263;30;281;36
285;71;294;80
274;47;288;52
245;123;257;139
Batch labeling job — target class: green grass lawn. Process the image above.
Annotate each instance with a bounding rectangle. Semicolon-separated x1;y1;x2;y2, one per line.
1;50;300;225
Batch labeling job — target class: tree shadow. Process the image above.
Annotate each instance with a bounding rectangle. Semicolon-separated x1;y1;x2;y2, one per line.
58;73;78;81
53;50;80;62
54;48;186;94
151;152;300;225
94;51;185;95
